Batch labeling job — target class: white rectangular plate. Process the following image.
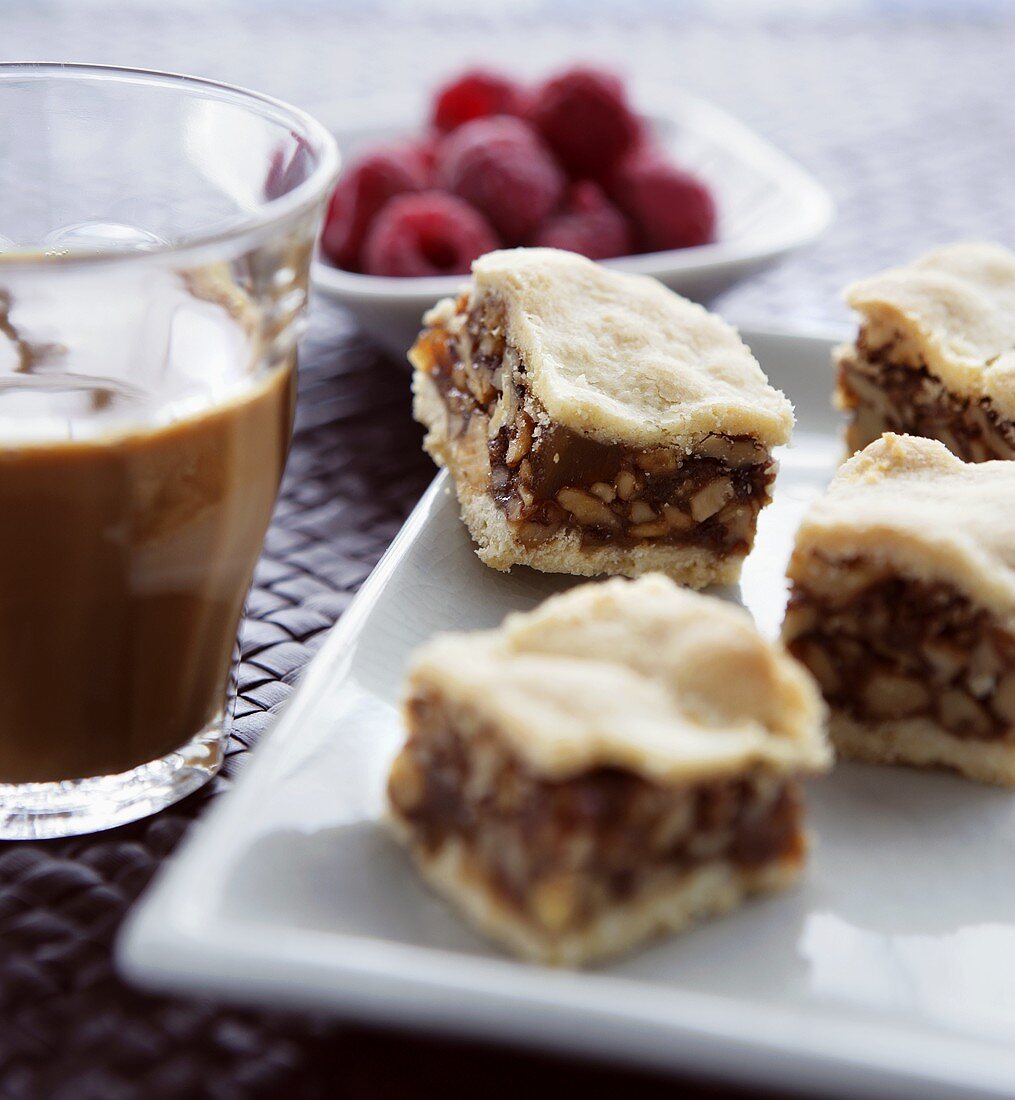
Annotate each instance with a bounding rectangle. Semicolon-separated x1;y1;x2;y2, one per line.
120;330;1015;1100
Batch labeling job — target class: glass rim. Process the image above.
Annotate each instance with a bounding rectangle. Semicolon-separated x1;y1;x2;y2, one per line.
0;61;341;271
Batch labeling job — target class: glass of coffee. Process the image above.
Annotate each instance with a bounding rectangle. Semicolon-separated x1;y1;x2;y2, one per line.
0;64;339;838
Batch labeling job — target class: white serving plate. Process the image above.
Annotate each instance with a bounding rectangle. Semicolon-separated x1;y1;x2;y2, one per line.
120;329;1015;1100
311;90;833;357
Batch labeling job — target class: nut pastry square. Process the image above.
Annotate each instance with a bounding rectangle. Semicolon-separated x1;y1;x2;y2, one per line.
783;433;1015;785
387;574;829;966
411;248;794;588
836;242;1015;461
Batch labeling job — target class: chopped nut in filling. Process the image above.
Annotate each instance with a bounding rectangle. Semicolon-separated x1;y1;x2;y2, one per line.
389;690;805;938
837;329;1015;461
417;293;777;553
389;574;829;959
785;556;1015;742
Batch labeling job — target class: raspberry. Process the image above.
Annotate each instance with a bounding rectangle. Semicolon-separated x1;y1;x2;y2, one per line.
320;146;427;271
527;66;638;179
608;153;716;251
362;191;500;277
408;132;441;182
431;69;526;132
532;181;633;260
437;116;565;244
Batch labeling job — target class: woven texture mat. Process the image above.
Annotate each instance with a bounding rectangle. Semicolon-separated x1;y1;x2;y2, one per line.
5;3;1015;1096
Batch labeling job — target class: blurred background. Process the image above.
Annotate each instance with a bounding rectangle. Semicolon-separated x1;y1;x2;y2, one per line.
9;0;1015;333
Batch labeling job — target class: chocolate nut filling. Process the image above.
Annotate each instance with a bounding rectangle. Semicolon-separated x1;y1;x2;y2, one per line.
785;558;1015;741
389;691;805;936
837;329;1015;461
417;294;777;553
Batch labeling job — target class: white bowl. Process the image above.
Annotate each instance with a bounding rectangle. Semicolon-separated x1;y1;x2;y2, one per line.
311;88;834;359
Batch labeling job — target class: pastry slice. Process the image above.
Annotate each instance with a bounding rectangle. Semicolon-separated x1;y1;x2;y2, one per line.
387;574;829;966
836;242;1015;461
411;248;794;588
783;433;1015;785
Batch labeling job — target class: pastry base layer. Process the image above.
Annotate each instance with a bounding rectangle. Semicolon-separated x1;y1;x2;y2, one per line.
389;817;802;967
831;712;1015;787
416;373;744;589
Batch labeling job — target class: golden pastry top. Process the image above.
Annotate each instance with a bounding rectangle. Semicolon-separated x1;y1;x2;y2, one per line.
425;248;795;450
407;574;829;782
789;433;1015;618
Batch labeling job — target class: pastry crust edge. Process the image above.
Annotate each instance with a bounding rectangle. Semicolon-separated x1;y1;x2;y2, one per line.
387;813;803;966
831;711;1015;786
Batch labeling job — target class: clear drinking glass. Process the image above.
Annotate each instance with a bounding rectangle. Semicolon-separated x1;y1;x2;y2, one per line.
0;64;339;838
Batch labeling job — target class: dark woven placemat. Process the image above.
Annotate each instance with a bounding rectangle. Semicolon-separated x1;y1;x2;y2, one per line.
0;303;769;1100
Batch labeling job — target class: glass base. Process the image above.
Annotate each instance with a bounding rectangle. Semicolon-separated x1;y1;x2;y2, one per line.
0;716;225;840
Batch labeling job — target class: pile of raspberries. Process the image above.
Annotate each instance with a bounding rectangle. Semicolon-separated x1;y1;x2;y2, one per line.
321;67;717;278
